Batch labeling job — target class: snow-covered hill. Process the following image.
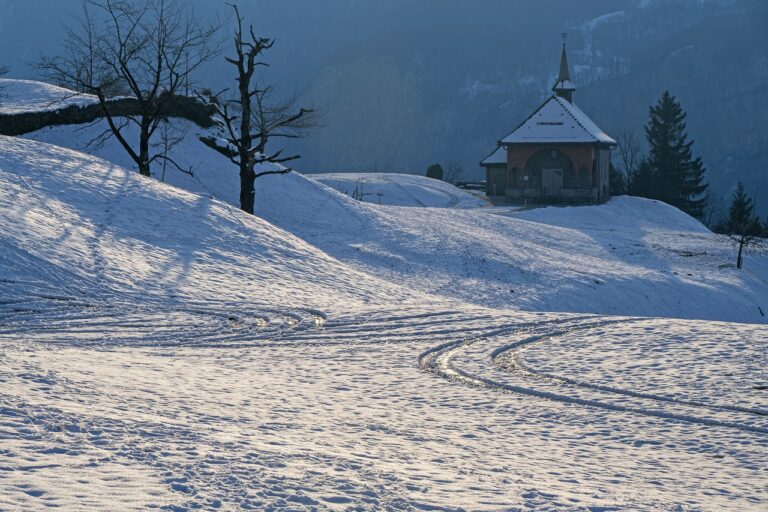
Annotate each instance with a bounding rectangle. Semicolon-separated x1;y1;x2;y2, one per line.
3;78;765;323
0;135;429;314
312;172;486;208
253;171;768;321
0;79;96;114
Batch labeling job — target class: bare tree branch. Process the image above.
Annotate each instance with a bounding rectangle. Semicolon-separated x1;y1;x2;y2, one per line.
198;4;317;215
38;0;221;178
612;125;642;192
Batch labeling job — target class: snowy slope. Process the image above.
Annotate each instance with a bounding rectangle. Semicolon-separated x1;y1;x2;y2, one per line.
0;135;429;313
312;172;487;208
0;79;97;114
9;76;763;324
20;115;768;323
272;191;768;322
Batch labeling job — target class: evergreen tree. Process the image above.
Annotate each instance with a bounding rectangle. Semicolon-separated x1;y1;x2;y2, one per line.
426;163;444;181
720;182;764;269
723;183;759;232
640;91;708;218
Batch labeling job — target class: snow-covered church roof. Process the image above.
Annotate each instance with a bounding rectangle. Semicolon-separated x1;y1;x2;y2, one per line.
480;146;506;166
500;95;616;145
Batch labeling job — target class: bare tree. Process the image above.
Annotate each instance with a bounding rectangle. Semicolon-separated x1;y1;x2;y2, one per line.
613;126;642;191
701;190;725;229
444;162;465;184
158;121;192;182
726;223;765;271
39;0;219;177
200;5;315;215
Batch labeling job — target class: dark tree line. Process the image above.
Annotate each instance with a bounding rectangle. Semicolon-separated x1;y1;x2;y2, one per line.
40;0;316;215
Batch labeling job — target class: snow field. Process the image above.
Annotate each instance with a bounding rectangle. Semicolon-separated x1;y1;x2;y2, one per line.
15;81;768;323
517;319;768;414
3;309;766;511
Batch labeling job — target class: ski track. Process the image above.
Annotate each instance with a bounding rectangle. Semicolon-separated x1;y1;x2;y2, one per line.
3;295;767;510
420;317;768;435
381;177;428;207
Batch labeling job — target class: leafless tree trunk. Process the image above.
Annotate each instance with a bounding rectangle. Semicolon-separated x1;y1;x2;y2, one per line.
701;191;724;229
613;126;641;190
39;0;219;177
444;162;465;184
728;233;765;269
200;5;315;215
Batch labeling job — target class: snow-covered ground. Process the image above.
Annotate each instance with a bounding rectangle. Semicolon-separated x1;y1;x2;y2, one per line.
312;172;486;208
1;81;767;510
0;79;97;114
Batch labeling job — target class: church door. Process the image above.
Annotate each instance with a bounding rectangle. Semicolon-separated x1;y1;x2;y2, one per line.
541;169;563;197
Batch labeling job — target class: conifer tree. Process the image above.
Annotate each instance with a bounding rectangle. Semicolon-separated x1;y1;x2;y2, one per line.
426;164;444;181
720;182;764;269
638;91;708;218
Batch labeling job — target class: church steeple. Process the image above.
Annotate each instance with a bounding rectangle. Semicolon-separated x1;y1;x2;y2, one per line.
552;33;576;103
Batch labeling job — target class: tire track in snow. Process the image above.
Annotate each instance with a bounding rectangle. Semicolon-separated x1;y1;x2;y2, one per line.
420;317;768;435
381;177;427;207
498;341;768;418
0;296;327;347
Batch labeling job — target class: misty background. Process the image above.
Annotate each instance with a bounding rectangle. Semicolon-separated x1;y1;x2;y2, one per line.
1;0;766;212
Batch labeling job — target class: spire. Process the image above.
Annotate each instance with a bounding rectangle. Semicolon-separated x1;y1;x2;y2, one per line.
552;33;575;102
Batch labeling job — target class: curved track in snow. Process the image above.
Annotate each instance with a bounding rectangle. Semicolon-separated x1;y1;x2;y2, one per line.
499;339;768;418
0;285;327;348
419;317;768;434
